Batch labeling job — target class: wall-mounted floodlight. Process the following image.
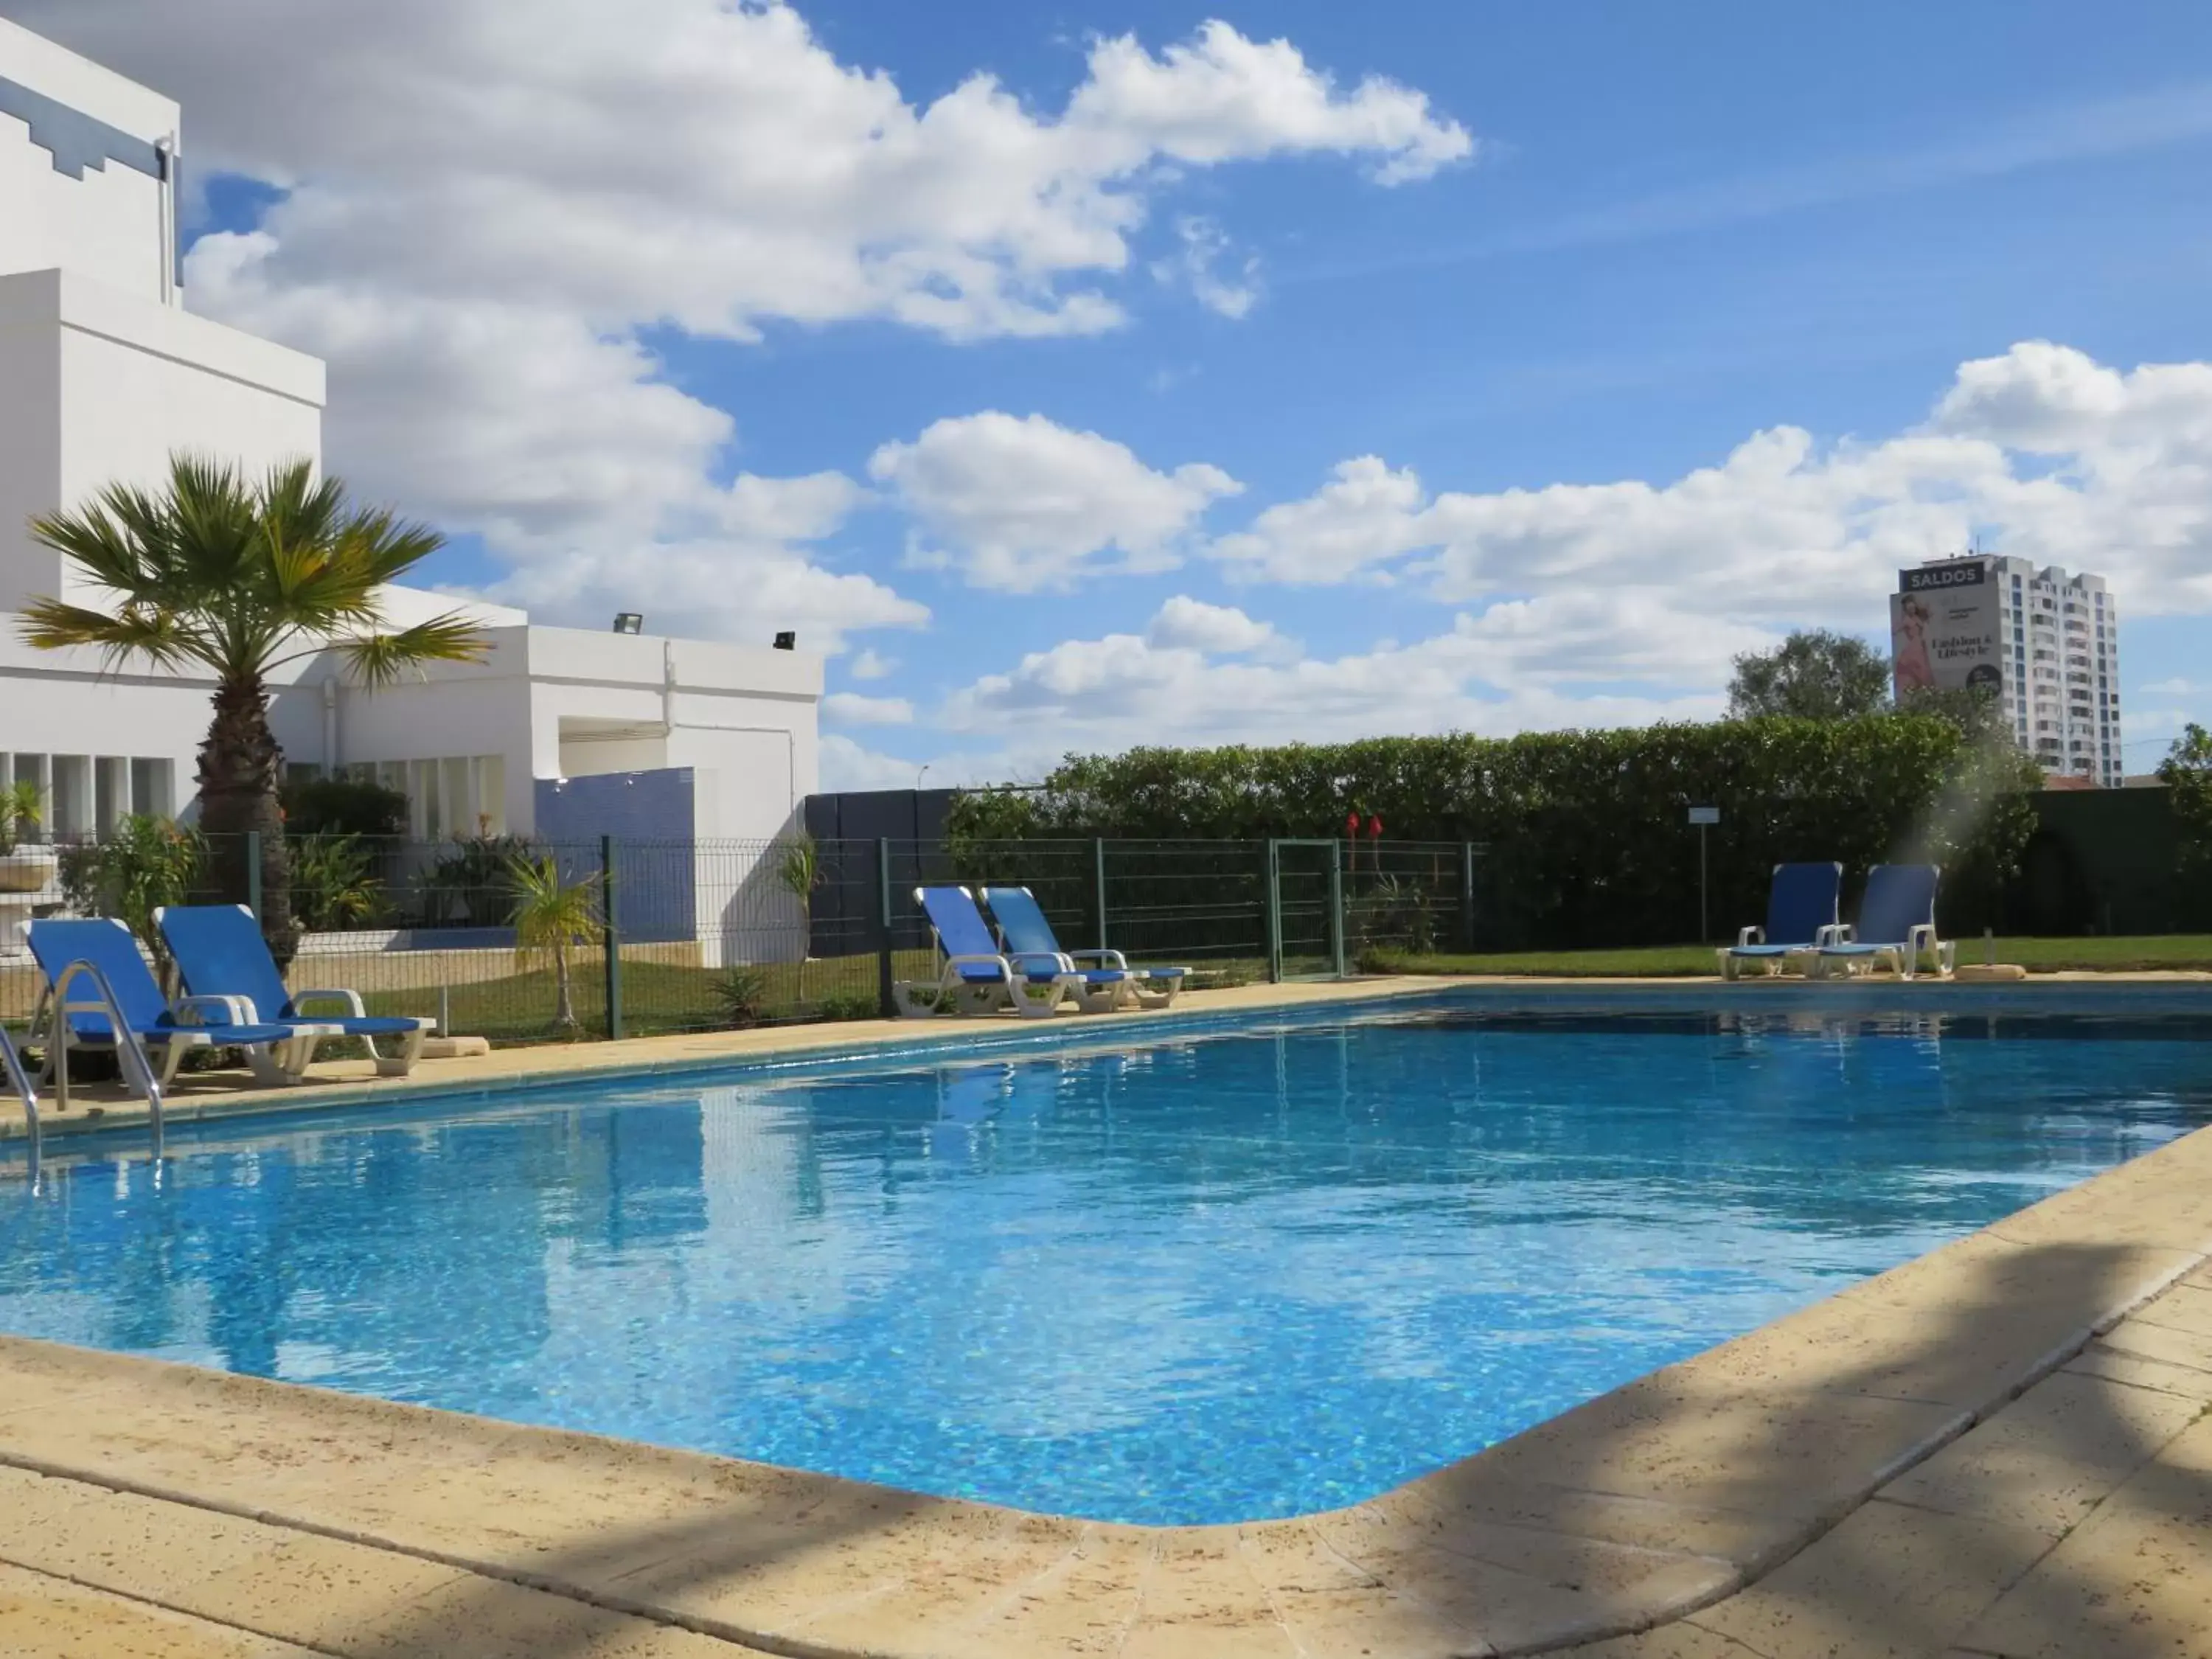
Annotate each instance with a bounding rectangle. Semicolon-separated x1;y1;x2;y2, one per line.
612;613;644;635
773;630;796;650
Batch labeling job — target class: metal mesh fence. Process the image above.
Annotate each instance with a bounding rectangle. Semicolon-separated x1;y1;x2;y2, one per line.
0;831;1487;1045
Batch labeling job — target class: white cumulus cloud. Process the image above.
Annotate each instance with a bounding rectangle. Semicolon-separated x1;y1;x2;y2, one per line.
822;692;916;727
1205;343;2212;621
868;412;1242;592
939;588;1757;765
1144;595;1281;654
5;1;1467;641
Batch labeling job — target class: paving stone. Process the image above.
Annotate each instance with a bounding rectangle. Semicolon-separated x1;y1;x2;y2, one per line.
1882;1368;2201;1537
2092;1316;2212;1377
1565;1624;1767;1658
0;1561;315;1659
1689;1498;2053;1658
2124;1281;2212;1340
1949;1454;2212;1658
344;1573;780;1658
164;1534;468;1651
2062;1344;2212;1403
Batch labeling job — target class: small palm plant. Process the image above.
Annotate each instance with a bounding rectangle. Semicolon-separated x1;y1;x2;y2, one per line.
22;454;488;963
0;779;43;857
507;852;603;1035
777;832;823;911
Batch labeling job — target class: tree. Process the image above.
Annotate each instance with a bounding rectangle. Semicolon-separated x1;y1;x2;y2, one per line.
21;455;487;963
1727;630;1893;721
1895;683;2008;748
507;852;603;1034
2157;724;2212;868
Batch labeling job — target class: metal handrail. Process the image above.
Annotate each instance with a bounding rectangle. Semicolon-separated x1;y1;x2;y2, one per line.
0;1023;37;1192
51;959;164;1161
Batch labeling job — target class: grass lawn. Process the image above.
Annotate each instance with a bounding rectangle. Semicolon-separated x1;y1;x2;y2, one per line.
359;950;1260;1043
1370;936;2212;978
360;953;925;1043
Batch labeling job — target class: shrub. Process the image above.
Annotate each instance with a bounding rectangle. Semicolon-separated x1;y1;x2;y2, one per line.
415;833;537;926
815;990;880;1022
948;717;2040;947
290;833;389;933
281;774;409;838
714;966;773;1028
58;815;204;964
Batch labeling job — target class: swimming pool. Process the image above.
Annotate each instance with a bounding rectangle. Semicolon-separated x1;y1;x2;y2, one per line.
2;999;2208;1525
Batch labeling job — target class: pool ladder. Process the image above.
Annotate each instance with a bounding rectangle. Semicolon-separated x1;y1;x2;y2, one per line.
0;1022;38;1192
7;959;167;1188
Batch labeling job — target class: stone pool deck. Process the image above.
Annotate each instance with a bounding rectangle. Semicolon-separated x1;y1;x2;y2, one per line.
1;973;2211;1656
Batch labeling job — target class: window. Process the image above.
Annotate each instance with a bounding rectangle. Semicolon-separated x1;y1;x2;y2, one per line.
389;754;508;840
131;757;175;819
0;754;176;840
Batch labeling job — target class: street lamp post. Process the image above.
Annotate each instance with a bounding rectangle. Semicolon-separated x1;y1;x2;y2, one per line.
1688;805;1720;943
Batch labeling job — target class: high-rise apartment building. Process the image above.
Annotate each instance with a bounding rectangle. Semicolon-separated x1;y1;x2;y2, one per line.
1891;555;2121;786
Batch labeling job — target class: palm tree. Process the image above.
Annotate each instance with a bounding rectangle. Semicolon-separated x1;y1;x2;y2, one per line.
507;852;604;1035
21;453;487;962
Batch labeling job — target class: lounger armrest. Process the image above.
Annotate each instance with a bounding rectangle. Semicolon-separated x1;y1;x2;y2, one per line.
1818;923;1851;946
1006;950;1075;977
1068;948;1130;970
1736;926;1764;947
175;994;259;1029
289;988;368;1018
944;953;1015;981
1907;924;1943;970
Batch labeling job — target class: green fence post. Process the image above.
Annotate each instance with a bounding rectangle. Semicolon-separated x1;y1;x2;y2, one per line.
1461;841;1478;953
601;835;623;1041
245;830;262;923
875;838;896;1018
1093;837;1108;953
1265;841;1282;984
1329;840;1347;978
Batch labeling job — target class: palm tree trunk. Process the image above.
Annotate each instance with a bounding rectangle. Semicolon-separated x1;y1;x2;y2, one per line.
197;672;296;966
552;945;577;1032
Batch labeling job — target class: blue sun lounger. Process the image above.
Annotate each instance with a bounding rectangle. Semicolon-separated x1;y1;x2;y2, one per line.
156;904;432;1077
893;886;1074;1019
980;885;1189;1012
1718;861;1843;981
25;917;330;1093
1812;864;1955;981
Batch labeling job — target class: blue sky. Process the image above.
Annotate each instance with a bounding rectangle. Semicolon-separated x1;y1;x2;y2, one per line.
15;0;2212;785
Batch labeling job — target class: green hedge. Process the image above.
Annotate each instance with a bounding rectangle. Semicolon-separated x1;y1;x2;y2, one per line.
949;718;2041;950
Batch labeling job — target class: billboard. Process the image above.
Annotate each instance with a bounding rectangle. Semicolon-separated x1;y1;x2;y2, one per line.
1891;561;2002;698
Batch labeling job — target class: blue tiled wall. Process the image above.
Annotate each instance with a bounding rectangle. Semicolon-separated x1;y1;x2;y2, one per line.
535;770;695;943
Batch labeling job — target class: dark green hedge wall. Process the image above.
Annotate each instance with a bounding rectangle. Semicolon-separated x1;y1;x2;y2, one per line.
948;718;2040;950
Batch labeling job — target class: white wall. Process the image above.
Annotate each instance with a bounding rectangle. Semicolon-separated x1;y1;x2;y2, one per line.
0;15;178;306
0;270;325;612
0;630;209;833
0;281;60;611
523;627;822;841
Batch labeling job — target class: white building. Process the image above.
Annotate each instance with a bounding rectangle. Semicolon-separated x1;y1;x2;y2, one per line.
1892;554;2121;787
0;17;818;863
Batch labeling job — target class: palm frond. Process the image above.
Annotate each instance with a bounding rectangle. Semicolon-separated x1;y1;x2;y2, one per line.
335;613;494;689
15;599;209;675
507;854;604;970
20;448;487;687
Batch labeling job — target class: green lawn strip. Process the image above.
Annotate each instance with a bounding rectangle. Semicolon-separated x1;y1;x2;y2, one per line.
1374;936;2212;978
355;949;1260;1045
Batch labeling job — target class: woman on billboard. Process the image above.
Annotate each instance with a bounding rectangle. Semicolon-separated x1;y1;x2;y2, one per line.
1891;595;1935;692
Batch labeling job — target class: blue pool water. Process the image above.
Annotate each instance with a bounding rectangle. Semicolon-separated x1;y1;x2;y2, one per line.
3;1002;2209;1524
